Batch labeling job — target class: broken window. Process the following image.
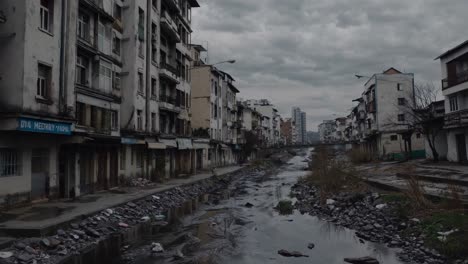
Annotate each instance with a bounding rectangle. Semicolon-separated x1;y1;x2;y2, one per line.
77;12;90;41
110;110;118;130
398;114;405;122
398;98;406;106
37;63;51;99
151;112;157;132
76;55;89;86
138;71;144;94
76;102;86;126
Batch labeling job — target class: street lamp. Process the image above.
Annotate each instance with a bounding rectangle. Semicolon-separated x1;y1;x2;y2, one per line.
212;60;236;66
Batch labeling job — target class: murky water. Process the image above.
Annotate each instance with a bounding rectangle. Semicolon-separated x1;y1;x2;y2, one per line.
132;149;405;264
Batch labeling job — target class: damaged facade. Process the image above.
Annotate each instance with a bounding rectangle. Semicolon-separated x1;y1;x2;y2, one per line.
0;0;247;208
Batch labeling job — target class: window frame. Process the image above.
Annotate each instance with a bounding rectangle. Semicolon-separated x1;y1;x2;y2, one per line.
37;63;51;99
0;148;22;177
449;96;459;112
39;0;52;33
390;135;398;141
398;114;405;122
136;110;143;131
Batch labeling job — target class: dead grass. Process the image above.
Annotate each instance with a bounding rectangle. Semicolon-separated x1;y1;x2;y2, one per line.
306;147;364;202
348;148;373;164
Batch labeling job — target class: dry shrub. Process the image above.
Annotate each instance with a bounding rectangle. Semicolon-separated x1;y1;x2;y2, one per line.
306;146;363;202
348;148;373;164
403;176;433;211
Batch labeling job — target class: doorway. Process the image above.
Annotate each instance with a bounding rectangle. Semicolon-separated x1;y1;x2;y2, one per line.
59;145;76;198
456;134;467;163
31;148;50;200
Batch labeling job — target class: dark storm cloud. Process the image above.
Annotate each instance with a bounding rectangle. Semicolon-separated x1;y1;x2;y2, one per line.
192;0;468;130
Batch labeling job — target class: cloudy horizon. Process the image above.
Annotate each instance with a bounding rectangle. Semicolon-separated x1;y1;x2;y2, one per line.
192;0;468;131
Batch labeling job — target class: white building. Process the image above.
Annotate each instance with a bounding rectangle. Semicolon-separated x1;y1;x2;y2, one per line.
246;99;281;147
292;107;307;144
437;40;468;163
360;67;425;160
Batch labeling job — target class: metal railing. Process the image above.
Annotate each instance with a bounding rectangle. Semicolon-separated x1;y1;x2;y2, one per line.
442;70;468;90
444;109;468;128
160;61;179;77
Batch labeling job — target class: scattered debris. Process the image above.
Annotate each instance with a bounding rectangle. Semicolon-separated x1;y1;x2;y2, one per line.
344;256;379;264
277;249;309;258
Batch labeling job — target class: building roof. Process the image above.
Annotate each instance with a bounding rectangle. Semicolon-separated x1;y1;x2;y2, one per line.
188;0;201;7
382;67;402;74
435;39;468;60
189;44;207;52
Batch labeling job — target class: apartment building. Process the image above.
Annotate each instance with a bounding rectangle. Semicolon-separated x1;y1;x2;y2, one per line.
281;118;295;145
437;40;468;163
0;0;201;207
359;68;425;159
246;99;282;147
0;0;76;204
291;107;307;144
191;62;239;167
318;120;336;143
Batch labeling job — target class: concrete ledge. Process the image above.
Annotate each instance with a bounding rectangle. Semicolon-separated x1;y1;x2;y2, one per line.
0;166;243;238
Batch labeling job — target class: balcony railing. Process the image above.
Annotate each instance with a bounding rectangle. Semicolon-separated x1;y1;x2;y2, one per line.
159;94;177;105
160;61;179;77
444;109;468;128
442;70;468;90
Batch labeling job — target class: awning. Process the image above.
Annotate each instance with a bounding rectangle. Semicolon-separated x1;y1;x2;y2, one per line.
193;142;209;149
177;138;193;150
160;139;177;148
147;142;166;149
121;137;145;145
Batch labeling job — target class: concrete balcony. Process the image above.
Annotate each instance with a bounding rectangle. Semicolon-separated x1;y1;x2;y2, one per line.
161;11;180;42
159;94;181;113
176;43;192;60
444;109;468;129
159;62;180;83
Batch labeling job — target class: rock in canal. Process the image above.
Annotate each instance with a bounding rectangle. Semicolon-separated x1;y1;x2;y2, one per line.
244;202;254;208
278;249;309;258
344;256;379;264
0;252;13;259
307;243;315;249
151;242;164;253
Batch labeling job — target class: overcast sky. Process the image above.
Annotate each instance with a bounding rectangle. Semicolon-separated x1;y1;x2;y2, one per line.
192;0;468;131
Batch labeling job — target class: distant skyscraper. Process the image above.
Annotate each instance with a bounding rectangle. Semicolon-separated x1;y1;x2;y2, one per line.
291;107;306;144
300;111;307;143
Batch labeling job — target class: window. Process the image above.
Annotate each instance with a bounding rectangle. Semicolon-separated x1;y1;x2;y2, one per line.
139;40;144;57
151;78;157;97
77;12;90;41
112;33;121;55
76;55;89;85
151;112;156;132
113;72;121;90
151;23;157;62
398;114;405;122
137;110;143;130
152;0;158;10
390;135;398;141
98;22;111;53
138;72;144;94
110;111;118;130
37;63;51;99
76;102;86;126
398;98;406;106
0;149;21;177
416;133;421;139
449;96;459;112
138;8;145;41
39;0;53;33
120;146;126;170
397;83;402;91
100;61;112;92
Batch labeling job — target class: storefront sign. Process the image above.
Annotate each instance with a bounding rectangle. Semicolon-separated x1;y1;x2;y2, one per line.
18;118;72;135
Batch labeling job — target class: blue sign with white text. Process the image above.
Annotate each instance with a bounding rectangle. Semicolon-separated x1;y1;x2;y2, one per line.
18;118;72;135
